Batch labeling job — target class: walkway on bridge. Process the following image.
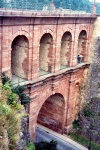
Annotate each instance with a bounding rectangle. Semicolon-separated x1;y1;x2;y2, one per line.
36;124;87;150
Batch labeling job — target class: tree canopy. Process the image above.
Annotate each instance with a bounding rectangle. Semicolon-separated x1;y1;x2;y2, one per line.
0;0;91;12
1;0;100;14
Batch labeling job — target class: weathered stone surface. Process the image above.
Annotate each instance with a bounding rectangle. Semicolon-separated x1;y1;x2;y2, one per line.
0;11;95;141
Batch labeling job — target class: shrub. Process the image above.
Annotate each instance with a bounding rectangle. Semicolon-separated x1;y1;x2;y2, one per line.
1;72;11;85
27;142;35;150
0;78;24;150
72;120;80;129
35;140;57;150
83;108;93;117
12;85;31;104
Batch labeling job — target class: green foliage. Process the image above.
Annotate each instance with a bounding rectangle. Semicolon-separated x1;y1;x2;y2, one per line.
0;78;24;150
1;73;31;104
70;132;100;150
1;0;92;13
98;111;100;116
20;93;31;104
35;140;57;150
1;72;11;85
27;142;35;150
0;0;4;8
2;82;18;106
84;108;93;117
26;140;58;150
72;120;80;129
12;85;31;104
12;85;26;94
0;100;23;150
71;97;100;149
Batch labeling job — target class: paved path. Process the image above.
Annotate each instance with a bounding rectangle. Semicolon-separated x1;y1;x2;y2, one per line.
36;125;87;150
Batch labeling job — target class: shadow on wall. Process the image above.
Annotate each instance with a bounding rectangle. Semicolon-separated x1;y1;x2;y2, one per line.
37;93;65;134
11;35;29;80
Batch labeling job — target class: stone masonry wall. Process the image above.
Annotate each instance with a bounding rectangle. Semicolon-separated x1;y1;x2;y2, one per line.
37;94;65;134
0;16;93;80
0;14;95;140
87;16;100;99
28;66;89;139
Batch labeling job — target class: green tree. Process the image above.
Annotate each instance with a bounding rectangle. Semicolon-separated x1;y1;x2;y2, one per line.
76;98;100;149
0;0;4;8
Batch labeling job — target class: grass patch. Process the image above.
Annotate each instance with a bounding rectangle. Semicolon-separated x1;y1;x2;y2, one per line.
69;132;100;150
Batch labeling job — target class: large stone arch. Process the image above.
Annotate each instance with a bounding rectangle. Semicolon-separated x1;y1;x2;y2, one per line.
11;35;29;79
77;30;87;63
60;32;72;69
39;33;53;75
37;93;65;133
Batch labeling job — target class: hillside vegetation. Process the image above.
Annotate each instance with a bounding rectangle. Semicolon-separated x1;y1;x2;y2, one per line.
0;73;31;150
0;0;92;13
1;0;100;14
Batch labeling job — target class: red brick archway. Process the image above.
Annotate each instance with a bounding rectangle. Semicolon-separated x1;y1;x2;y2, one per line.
39;33;53;75
11;35;29;79
37;93;65;134
60;32;72;69
77;30;87;63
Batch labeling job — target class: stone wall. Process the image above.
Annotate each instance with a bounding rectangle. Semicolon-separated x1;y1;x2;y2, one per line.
37;94;65;133
87;16;100;99
0;16;94;80
28;65;89;139
0;13;95;140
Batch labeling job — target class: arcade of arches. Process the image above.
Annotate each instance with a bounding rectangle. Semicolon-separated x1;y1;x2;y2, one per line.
10;30;88;139
10;30;87;80
0;14;95;140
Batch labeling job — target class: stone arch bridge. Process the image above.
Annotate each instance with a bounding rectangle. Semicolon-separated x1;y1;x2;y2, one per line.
0;10;96;140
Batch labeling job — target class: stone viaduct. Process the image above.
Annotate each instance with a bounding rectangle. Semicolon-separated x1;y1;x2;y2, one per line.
0;10;96;140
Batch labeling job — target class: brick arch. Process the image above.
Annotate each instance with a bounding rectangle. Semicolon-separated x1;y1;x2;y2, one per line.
77;30;88;63
37;93;65;133
9;30;32;49
9;31;32;80
39;29;54;43
60;31;72;68
78;29;88;38
60;29;74;42
11;35;29;79
39;33;54;74
77;28;89;43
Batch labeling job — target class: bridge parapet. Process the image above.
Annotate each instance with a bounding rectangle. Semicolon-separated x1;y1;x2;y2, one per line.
0;9;96;18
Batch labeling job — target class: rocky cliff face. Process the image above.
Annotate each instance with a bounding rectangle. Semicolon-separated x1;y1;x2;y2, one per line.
16;107;30;150
87;16;100;100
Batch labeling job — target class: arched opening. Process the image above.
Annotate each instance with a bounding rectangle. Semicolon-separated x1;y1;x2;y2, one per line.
39;33;53;76
60;32;72;69
37;93;65;133
11;35;29;80
77;30;87;64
